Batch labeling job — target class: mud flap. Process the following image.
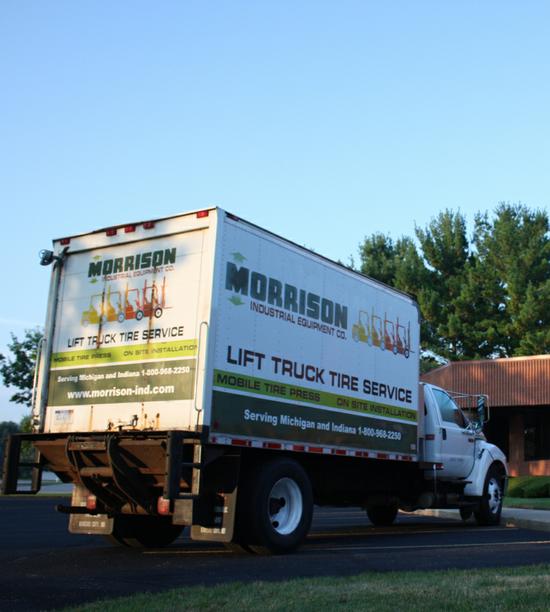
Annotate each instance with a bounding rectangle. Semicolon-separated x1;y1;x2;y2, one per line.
68;484;114;535
190;487;238;543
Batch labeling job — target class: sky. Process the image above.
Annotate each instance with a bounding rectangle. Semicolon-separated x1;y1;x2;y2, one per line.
1;1;549;421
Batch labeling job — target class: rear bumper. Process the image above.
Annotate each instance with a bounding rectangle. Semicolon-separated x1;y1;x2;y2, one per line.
1;430;204;514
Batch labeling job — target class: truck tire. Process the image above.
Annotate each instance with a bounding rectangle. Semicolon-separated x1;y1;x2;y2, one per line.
474;464;504;526
235;458;313;554
106;515;183;548
367;504;398;526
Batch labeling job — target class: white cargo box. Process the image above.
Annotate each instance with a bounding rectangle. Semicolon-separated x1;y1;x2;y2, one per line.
43;208;420;459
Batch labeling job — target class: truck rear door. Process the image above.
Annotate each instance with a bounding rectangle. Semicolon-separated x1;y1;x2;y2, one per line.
43;218;214;434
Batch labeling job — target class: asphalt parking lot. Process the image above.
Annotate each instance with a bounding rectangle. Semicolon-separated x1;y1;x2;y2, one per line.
2;496;550;610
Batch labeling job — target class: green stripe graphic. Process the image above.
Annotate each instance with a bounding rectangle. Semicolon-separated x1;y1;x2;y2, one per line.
213;369;416;423
49;359;196;406
211;391;417;453
51;339;198;369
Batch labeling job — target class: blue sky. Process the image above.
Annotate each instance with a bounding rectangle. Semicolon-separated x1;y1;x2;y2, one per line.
1;1;549;420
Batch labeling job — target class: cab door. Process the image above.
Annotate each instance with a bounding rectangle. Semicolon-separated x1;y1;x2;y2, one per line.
426;386;476;479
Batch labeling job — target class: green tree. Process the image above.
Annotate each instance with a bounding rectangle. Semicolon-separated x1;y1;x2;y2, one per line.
414;209;471;360
0;420;19;463
473;203;550;356
0;328;44;407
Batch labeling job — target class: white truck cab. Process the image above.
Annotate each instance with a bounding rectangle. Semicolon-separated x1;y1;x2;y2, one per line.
420;383;508;525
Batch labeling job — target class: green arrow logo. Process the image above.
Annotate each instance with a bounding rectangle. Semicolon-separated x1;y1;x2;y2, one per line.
229;295;245;306
231;252;246;263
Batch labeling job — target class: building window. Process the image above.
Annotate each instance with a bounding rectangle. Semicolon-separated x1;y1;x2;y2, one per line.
524;408;550;461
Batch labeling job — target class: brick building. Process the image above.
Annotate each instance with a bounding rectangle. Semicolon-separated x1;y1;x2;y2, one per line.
421;355;550;477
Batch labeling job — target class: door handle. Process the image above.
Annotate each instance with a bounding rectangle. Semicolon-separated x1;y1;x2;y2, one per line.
441;428;447;440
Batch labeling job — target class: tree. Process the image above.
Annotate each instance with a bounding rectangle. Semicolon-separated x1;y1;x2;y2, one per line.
357;203;550;363
0;328;44;407
473;203;550;356
414;209;471;360
0;420;19;463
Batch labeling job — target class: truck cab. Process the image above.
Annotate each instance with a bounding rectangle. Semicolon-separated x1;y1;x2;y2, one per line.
419;382;508;524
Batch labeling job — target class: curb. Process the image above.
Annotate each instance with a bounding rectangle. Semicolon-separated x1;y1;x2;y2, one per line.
415;508;550;533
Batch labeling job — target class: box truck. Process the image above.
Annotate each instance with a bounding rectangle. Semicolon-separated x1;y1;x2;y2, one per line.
2;208;508;553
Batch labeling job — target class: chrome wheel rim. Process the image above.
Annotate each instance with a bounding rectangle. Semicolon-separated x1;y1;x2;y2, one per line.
487;477;502;514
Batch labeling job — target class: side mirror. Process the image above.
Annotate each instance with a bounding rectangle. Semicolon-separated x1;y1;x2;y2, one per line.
477;396;488;428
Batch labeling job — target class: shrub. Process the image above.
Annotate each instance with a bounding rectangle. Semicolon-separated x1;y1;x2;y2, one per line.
508;476;550;499
521;478;550;499
507;476;532;498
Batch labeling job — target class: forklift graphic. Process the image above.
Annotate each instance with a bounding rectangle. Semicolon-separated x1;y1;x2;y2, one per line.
116;285;141;323
351;308;384;348
352;308;412;358
81;277;168;325
81;287;120;326
134;277;167;321
394;317;411;358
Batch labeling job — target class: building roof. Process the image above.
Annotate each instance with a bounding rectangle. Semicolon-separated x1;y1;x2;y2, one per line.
421;355;550;407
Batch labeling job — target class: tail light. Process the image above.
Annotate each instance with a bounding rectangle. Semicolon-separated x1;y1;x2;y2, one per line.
86;494;97;512
157;496;171;515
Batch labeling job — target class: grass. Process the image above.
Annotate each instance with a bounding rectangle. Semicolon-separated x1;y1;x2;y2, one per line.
66;565;550;612
504;497;550;510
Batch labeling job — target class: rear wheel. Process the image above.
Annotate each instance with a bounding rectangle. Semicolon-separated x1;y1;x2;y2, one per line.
474;465;504;526
105;515;183;548
367;504;398;526
234;458;313;554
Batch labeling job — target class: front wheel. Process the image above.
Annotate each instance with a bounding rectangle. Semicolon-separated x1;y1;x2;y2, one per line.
474;465;505;526
234;458;313;554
